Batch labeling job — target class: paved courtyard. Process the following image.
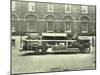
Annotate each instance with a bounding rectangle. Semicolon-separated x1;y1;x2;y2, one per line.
12;47;96;74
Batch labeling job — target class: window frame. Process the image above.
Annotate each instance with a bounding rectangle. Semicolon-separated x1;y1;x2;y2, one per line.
27;20;36;32
12;39;15;46
65;4;71;13
11;19;16;32
47;4;54;12
81;22;88;33
47;21;54;32
28;2;35;12
12;1;16;11
82;6;88;13
64;21;72;32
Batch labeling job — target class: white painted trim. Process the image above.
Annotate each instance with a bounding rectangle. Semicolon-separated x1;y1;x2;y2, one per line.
11;18;96;22
24;40;76;42
65;30;71;33
79;15;91;21
12;13;19;19
81;31;88;33
42;33;67;36
44;15;56;20
25;13;37;19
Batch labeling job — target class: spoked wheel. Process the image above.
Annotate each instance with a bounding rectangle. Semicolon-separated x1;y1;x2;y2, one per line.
80;48;90;53
42;48;47;55
34;48;39;55
38;48;43;54
83;48;90;53
34;47;47;55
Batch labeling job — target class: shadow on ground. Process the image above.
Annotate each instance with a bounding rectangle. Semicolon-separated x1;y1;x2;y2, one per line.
19;52;85;56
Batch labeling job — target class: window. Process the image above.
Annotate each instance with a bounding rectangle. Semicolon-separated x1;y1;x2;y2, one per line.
64;22;72;32
12;14;17;32
12;39;15;46
47;21;54;32
47;4;54;12
63;16;73;32
82;6;88;13
26;15;36;32
65;5;71;13
28;3;35;12
28;20;36;32
81;22;88;33
12;20;16;32
12;1;15;11
80;16;89;33
45;15;55;32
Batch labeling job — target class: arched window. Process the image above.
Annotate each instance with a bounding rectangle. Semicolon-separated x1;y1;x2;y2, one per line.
63;16;73;32
11;14;17;32
45;15;55;32
26;14;36;32
80;16;89;33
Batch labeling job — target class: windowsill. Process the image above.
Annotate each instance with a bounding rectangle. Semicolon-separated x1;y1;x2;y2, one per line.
47;11;55;12
27;30;36;32
81;31;88;33
12;31;16;32
47;11;54;13
47;31;54;33
65;31;71;33
12;30;16;32
12;9;15;11
81;12;88;14
65;11;71;13
28;10;35;12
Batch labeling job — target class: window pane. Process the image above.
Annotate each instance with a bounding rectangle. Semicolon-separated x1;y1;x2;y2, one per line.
47;4;54;12
12;20;16;32
12;1;15;11
65;22;71;32
47;21;53;31
65;5;71;13
28;3;35;11
82;6;88;13
28;20;35;31
12;39;15;46
81;22;88;33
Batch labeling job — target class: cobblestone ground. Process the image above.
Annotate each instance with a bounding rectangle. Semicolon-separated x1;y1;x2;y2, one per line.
12;47;96;74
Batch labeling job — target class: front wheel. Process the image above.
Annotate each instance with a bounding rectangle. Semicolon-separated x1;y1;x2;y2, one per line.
42;47;47;54
34;47;47;55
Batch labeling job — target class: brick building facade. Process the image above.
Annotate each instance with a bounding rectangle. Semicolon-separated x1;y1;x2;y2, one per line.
11;0;96;36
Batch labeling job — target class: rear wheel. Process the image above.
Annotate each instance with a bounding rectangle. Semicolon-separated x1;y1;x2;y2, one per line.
80;48;90;53
83;48;90;53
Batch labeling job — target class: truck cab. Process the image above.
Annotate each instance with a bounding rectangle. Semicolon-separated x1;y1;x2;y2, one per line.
19;32;48;54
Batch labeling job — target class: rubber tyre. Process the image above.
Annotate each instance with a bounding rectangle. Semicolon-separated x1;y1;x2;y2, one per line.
42;48;47;55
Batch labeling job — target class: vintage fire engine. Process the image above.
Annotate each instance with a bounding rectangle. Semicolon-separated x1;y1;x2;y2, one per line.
19;32;91;54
